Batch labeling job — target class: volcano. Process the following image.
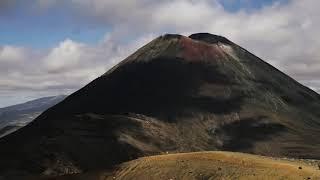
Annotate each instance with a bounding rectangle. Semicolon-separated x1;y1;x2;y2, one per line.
0;33;320;178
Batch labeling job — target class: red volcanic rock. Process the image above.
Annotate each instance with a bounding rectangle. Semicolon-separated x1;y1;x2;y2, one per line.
179;36;228;62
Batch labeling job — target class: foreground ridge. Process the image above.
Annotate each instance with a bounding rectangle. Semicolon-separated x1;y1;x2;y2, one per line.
43;151;320;180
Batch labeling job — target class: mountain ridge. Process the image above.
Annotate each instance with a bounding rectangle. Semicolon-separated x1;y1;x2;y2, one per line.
0;33;319;178
0;95;67;138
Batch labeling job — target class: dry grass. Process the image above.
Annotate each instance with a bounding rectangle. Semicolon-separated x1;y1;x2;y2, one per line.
102;151;320;180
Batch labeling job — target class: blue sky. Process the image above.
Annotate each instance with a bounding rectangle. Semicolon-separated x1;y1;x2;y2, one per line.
0;1;109;48
219;0;288;12
0;0;320;108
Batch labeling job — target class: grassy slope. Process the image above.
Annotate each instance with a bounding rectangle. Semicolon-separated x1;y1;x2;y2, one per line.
45;151;320;180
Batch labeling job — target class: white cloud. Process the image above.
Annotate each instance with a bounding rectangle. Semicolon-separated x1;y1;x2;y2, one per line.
44;39;85;73
0;32;157;107
0;46;24;63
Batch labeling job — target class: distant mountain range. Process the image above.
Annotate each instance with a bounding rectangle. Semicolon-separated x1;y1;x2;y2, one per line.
0;33;319;179
0;95;66;138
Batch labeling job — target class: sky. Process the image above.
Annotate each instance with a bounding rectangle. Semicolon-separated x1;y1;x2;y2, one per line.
0;0;319;107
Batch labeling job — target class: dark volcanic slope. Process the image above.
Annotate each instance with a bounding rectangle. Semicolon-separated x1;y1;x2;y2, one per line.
0;33;320;177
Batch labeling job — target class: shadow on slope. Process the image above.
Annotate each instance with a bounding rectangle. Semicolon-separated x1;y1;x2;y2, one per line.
216;116;287;151
50;57;245;121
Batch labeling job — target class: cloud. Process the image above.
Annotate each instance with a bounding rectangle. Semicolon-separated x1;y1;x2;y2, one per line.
1;0;320;107
44;39;86;73
0;31;156;107
0;46;24;63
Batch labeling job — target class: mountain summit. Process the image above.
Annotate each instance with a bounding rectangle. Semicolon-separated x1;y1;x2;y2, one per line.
189;33;234;44
0;33;320;177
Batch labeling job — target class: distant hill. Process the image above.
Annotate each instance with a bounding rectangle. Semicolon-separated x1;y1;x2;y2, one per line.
0;33;319;178
0;95;66;138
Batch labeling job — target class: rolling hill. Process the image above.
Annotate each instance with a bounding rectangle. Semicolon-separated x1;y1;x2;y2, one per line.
0;33;319;178
45;151;320;180
26;152;320;180
107;151;320;180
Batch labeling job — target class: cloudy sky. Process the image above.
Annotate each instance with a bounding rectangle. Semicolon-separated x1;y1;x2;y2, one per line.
0;0;319;107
